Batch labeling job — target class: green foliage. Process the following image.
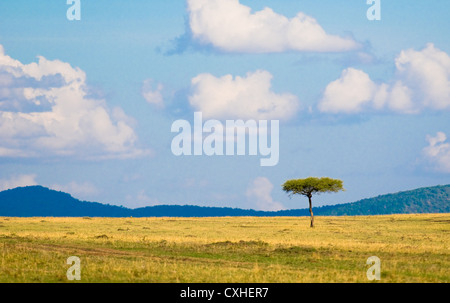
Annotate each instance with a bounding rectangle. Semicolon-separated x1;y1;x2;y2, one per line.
282;177;344;198
315;184;450;216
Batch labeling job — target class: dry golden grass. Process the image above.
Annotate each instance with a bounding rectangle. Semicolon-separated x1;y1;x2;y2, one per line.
0;214;449;282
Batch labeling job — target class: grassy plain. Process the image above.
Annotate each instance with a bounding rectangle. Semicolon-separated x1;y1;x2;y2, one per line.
0;214;448;282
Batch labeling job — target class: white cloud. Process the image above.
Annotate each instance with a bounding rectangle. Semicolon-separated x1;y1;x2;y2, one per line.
187;0;360;53
0;45;149;159
246;177;284;211
318;44;450;114
189;70;300;120
142;79;164;108
318;68;377;114
0;174;38;191
396;44;450;110
423;132;450;173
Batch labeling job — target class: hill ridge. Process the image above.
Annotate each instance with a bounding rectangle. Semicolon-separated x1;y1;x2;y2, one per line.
0;184;449;217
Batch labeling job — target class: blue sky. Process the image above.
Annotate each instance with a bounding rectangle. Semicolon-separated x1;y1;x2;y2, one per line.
0;0;449;210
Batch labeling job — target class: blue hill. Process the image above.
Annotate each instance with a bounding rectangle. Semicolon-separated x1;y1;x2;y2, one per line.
0;184;448;217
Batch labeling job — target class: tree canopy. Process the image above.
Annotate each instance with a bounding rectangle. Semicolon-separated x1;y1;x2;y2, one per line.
282;177;344;227
282;177;344;197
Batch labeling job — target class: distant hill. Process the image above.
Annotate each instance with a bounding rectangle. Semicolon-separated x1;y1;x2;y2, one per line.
0;186;132;217
0;184;449;217
311;184;450;216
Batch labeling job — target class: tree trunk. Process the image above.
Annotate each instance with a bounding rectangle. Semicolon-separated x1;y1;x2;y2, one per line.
308;195;314;228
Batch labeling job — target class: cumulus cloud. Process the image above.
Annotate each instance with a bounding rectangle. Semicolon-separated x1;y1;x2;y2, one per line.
318;68;378;114
246;177;284;211
423;132;450;173
186;0;360;53
318;44;450;114
142;79;164;108
0;45;149;159
189;70;300;120
396;44;450;110
0;174;38;191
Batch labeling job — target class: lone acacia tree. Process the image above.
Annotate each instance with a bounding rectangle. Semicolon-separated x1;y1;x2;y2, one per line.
282;177;344;227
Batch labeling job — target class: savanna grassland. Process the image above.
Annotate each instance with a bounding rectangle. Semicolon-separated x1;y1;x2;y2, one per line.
0;214;448;283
